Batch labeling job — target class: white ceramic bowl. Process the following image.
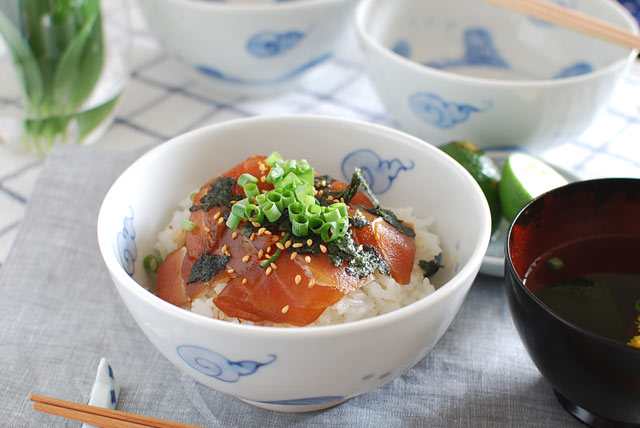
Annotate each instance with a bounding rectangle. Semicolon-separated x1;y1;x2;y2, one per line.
137;0;356;96
355;0;638;151
97;115;491;412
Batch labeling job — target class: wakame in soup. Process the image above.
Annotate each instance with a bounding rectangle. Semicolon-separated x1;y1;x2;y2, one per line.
523;235;640;349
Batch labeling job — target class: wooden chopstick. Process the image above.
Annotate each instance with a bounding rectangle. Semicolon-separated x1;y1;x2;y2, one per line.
29;394;205;428
478;0;640;51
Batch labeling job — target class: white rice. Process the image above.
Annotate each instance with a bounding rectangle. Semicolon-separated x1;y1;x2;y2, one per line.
155;203;441;327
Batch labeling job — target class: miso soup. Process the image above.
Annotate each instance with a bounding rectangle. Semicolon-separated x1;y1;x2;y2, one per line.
523;235;640;348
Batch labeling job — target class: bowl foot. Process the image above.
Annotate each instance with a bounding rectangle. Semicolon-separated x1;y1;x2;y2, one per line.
239;396;347;413
553;390;639;428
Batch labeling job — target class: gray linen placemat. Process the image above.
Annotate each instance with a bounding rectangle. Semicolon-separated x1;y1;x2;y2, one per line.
0;145;584;428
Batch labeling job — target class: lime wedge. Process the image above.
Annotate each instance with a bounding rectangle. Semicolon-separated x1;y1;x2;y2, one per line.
499;153;568;222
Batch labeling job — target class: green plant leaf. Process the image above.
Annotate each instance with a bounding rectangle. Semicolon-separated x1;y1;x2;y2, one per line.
76;93;120;141
52;0;102;113
0;6;44;106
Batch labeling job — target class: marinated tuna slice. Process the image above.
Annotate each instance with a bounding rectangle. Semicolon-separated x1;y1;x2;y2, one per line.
352;210;416;284
215;252;367;326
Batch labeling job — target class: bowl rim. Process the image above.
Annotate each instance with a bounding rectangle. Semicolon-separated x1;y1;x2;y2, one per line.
504;177;640;354
146;0;354;12
355;0;639;87
97;114;492;338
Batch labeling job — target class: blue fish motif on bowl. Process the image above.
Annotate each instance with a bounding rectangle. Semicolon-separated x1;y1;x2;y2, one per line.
341;149;414;194
425;28;509;70
247;30;305;58
116;207;136;276
553;61;594;78
409;92;492;129
392;40;411;59
177;345;276;383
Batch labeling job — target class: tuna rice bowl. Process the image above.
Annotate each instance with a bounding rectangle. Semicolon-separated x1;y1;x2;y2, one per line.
147;152;443;327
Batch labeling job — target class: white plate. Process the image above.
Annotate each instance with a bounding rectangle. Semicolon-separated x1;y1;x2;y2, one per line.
480;150;581;277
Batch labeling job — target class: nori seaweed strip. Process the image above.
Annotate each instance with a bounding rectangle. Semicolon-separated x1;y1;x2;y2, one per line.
187;253;230;284
190;177;242;212
419;253;443;278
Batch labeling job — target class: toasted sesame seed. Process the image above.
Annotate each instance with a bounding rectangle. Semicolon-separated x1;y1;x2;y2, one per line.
265;266;273;276
261;189;268;194
295;275;301;284
213;211;221;220
266;246;272;254
217;217;224;224
305;255;311;264
258;249;264;258
232;231;238;239
308;278;315;288
251;221;261;227
328;195;334;201
320;244;327;254
225;250;232;257
281;231;286;237
264;230;272;235
230;200;237;205
259;163;267;171
281;305;289;314
317;190;324;196
320;180;327;187
242;278;248;284
284;240;292;249
292;243;303;248
242;255;250;263
271;236;279;242
276;242;285;250
204;226;211;233
221;244;228;254
257;227;266;236
290;252;297;260
260;176;266;183
250;233;256;241
306;239;313;246
270;262;277;270
227;268;235;274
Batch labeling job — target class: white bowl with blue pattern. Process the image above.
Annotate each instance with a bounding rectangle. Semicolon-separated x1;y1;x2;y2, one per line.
137;0;356;96
97;115;491;412
355;0;638;151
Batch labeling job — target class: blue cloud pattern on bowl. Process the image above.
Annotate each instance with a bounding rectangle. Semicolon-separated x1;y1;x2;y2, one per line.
177;345;276;382
247;30;305;57
341;149;414;194
195;53;331;86
254;396;346;406
117;207;136;276
553;61;594;78
409;92;492;129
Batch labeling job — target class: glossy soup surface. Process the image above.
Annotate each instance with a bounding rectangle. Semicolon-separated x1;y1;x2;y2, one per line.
524;235;640;347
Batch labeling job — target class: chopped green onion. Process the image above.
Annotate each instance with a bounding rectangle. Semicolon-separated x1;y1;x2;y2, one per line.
281;190;294;207
245;204;263;223
309;217;325;234
292;214;309;237
238;173;257;188
226;212;241;229
295;184;312;203
323;208;342;223
231;202;247;218
189;192;197;201
288;202;305;218
305;204;322;218
244;182;260;198
255;194;267;205
180;219;197;231
143;254;163;273
262;202;282;222
265;151;283;166
547;257;564;271
297;159;310;172
328;202;348;217
267;164;284;183
267;191;284;212
260;232;290;267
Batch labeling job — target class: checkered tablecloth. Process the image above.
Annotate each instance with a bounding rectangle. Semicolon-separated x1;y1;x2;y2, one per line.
1;4;639;268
